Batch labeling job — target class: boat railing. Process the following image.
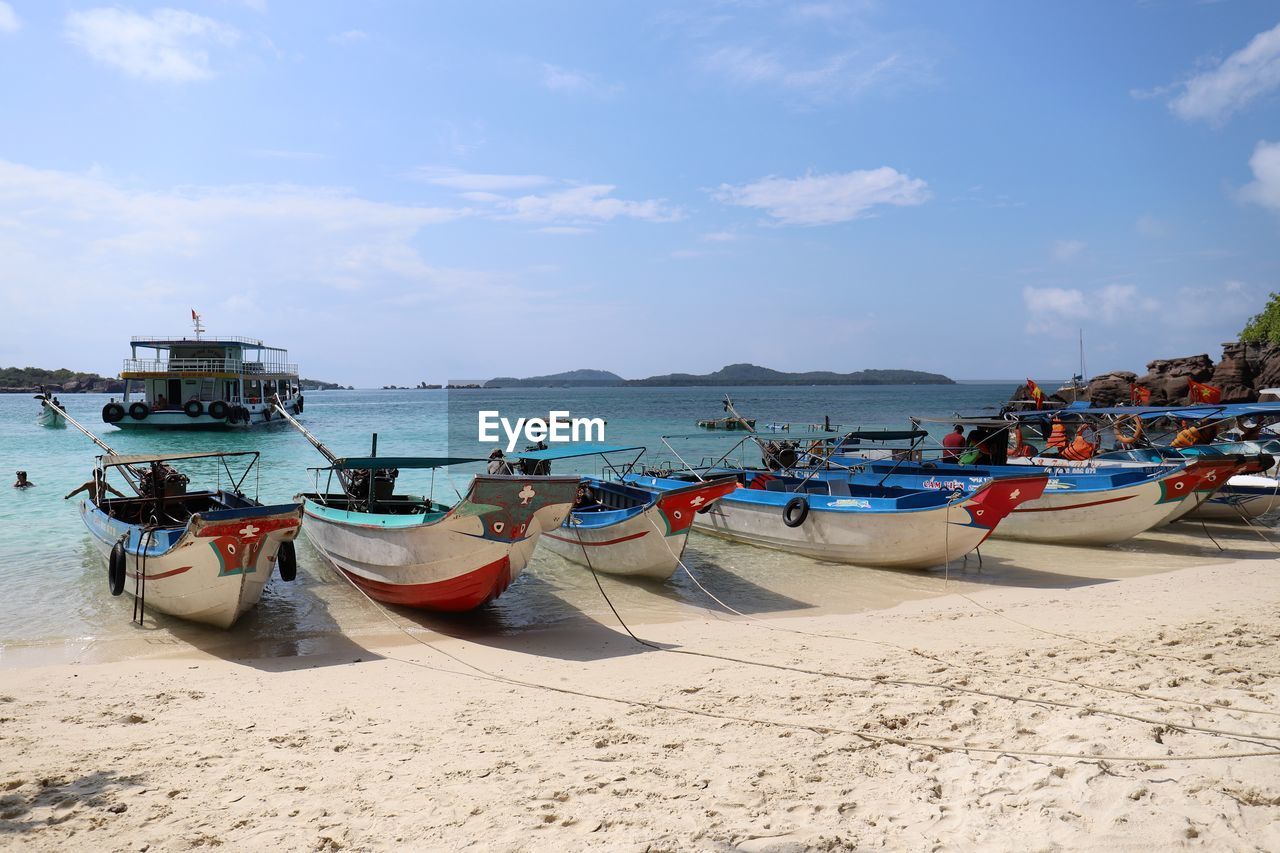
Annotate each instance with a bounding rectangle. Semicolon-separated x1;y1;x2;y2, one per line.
130;334;265;346
123;357;298;375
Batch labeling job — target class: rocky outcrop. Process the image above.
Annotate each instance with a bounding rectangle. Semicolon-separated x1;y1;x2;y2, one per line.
1012;342;1280;408
1131;354;1215;405
1081;371;1137;407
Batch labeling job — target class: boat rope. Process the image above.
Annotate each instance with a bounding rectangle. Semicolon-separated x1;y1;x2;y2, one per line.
641;516;1280;718
318;548;1280;764
582;515;1280;747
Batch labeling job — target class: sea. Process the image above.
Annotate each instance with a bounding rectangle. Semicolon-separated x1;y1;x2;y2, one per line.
0;384;1261;665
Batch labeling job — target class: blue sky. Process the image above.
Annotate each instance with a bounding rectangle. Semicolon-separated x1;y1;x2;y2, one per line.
0;1;1278;386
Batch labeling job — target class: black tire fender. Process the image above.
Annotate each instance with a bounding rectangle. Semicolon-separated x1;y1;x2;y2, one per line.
108;540;127;596
128;402;150;420
184;400;204;418
208;400;229;420
102;403;125;423
782;496;809;528
276;540;297;582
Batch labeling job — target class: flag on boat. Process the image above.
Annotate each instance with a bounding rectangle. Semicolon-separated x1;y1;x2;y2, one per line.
1026;378;1045;409
191;308;198;320
1130;383;1151;405
1187;378;1222;403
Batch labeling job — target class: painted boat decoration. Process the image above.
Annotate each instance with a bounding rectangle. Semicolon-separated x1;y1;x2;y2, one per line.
625;469;1046;570
79;451;302;629
835;458;1211;545
297;456;579;611
507;443;738;580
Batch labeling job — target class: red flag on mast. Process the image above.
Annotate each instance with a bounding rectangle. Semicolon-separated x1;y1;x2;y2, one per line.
1186;378;1222;404
191;308;198;320
1026;378;1045;410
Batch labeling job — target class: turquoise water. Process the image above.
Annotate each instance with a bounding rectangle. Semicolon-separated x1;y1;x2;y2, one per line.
0;383;1064;655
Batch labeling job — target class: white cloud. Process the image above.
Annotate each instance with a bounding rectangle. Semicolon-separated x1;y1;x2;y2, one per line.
713;168;929;225
503;185;681;224
1023;284;1161;334
540;63;621;97
1240;139;1280;211
535;226;593;235
1050;239;1087;262
419;170;682;226
1167;22;1280;124
330;29;368;45
0;2;20;34
1136;215;1169;238
699;230;739;242
65;8;239;82
417;170;553;192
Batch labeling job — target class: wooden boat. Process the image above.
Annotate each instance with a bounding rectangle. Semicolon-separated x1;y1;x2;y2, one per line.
697;394;756;430
835;459;1212;545
35;390;66;428
509;444;738;580
273;401;578;610
626;469;1046;570
79;451;302;628
104;312;304;430
298;458;578;610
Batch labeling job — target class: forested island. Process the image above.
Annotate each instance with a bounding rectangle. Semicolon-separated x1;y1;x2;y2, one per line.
485;363;953;388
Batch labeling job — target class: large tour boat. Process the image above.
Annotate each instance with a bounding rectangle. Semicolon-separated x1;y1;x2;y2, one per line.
102;313;303;429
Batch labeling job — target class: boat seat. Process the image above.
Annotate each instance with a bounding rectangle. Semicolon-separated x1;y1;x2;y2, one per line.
826;480;851;496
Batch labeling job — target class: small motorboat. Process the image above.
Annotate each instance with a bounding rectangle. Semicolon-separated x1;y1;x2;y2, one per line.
508;443;738;581
35;391;66;428
79;451;302;628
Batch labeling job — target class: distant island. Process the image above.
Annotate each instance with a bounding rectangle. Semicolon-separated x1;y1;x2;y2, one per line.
301;378;353;391
485;363;953;388
0;366;123;394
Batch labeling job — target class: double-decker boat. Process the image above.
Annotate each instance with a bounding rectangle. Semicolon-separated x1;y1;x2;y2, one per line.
101;313;303;429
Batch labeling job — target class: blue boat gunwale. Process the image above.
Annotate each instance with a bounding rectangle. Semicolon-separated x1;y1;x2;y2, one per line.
84;492;301;555
624;472;975;514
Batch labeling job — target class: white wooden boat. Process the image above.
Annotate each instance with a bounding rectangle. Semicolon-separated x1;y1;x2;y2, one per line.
627;470;1047;570
79;451;302;628
298;457;579;611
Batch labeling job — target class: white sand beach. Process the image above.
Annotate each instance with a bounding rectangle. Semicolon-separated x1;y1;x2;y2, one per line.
3;554;1279;851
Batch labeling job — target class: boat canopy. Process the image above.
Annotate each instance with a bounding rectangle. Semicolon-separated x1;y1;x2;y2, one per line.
1009;402;1280;422
507;443;644;461
98;450;259;467
329;456;484;471
841;429;928;441
663;431;846;442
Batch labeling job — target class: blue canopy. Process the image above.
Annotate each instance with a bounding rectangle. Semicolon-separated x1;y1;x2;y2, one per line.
1010;402;1280;422
330;456;484;470
507;443;644;461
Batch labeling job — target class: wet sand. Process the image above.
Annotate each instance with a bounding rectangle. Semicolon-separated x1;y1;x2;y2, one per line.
2;522;1280;850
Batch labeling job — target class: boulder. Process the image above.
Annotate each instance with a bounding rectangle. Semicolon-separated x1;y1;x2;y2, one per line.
1133;354;1215;405
1083;371;1137;407
1209;342;1262;402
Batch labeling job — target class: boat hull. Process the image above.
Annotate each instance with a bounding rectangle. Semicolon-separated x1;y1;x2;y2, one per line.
80;500;302;629
300;476;579;611
1188;475;1280;521
627;474;1044;570
541;478;738;580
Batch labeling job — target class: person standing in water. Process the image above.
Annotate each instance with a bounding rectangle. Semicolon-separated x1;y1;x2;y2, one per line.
14;471;34;488
65;469;124;503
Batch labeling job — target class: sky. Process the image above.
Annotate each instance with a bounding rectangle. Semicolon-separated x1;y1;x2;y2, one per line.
0;1;1278;386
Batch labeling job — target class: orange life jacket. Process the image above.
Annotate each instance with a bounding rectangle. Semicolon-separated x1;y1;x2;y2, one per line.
1171;426;1201;449
1062;431;1098;461
1046;419;1067;449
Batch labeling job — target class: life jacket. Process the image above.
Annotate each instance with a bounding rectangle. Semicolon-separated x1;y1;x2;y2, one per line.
1046;419;1067;450
1062;428;1098;461
1171;426;1201;449
1008;426;1036;457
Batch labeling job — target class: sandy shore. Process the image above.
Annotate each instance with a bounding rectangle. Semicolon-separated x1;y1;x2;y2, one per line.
2;558;1279;851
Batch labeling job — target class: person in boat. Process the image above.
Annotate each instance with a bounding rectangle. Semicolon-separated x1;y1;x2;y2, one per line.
487;449;513;475
942;424;965;461
65;469;124;503
155;393;168;409
573;483;598;510
13;471;34;488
